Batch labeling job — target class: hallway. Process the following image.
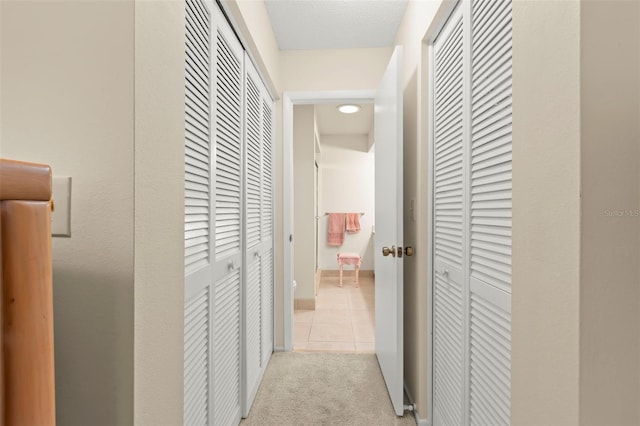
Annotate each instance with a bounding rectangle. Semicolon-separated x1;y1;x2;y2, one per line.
294;272;375;353
240;352;414;425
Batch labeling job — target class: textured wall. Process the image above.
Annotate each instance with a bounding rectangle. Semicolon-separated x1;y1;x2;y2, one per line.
579;1;640;424
293;105;317;304
0;1;134;424
512;1;582;423
317;135;375;271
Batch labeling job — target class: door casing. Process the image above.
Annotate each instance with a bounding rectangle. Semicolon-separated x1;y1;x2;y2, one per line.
281;90;375;351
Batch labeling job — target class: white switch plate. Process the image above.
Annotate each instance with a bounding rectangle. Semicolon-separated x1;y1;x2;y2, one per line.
52;176;71;237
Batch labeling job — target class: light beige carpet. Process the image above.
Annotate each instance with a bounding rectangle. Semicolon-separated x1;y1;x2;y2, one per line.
241;352;415;426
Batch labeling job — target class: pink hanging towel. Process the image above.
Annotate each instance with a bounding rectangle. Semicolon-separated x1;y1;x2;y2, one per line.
346;213;361;234
327;213;346;246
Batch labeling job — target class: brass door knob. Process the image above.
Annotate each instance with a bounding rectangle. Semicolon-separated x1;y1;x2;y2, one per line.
382;246;396;257
404;246;414;257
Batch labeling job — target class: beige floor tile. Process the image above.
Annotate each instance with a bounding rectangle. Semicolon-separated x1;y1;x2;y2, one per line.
349;285;374;295
349;296;375;311
294;310;315;323
312;309;351;325
316;293;349;310
309;323;354;342
317;286;346;296
351;309;374;325
292;273;378;354
294;341;308;351
355;342;376;353
352;322;375;342
294;322;312;345
305;341;357;352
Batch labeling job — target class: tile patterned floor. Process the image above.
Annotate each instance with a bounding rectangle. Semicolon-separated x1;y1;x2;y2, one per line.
294;272;375;353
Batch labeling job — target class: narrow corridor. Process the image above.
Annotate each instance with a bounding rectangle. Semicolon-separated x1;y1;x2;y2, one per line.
240;352;414;425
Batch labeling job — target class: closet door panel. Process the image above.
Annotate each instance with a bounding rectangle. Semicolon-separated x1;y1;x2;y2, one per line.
184;0;213;423
211;5;244;425
261;95;275;363
470;0;512;294
242;55;265;415
469;0;512;424
432;5;466;426
469;279;511;425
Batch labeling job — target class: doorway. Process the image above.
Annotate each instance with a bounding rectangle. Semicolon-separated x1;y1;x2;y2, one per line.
292;101;377;353
282;91;377;353
283;47;404;414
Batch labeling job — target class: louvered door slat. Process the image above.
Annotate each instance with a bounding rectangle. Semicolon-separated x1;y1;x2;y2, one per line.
245;71;262;250
260;91;274;370
261;248;273;362
262;99;274;241
470;0;512;295
184;288;210;426
208;6;244;425
432;5;466;426
433;272;464;426
434;13;464;269
185;0;211;276
213;270;241;425
468;1;512;425
214;28;242;260
469;284;511;425
246;258;262;386
184;0;212;424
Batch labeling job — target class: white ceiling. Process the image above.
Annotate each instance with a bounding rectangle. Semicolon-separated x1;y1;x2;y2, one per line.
315;103;374;136
264;0;409;50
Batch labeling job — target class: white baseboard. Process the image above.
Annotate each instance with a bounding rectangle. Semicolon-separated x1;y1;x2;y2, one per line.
274;346;286;352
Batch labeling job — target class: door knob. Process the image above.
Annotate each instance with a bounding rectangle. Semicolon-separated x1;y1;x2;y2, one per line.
404;246;413;257
382;246;396;257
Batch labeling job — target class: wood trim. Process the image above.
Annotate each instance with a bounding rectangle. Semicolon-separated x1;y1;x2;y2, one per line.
0;159;52;201
1;200;55;425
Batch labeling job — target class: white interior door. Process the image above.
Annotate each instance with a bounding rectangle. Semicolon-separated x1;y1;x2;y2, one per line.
374;45;404;417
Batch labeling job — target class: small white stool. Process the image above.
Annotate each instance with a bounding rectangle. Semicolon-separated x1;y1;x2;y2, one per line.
337;252;361;287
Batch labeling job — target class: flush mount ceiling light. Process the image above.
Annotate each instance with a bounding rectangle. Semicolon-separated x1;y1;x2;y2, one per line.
337;104;361;114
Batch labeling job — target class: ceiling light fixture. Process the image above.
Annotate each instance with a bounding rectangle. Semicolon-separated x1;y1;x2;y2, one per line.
337;104;361;114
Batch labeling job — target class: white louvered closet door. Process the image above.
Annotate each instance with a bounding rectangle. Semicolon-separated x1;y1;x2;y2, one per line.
432;4;466;426
468;0;512;424
242;54;275;417
184;0;214;424
211;5;244;425
243;55;263;415
260;90;275;368
431;1;512;425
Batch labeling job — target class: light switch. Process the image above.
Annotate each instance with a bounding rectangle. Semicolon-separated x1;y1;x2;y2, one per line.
52;176;71;237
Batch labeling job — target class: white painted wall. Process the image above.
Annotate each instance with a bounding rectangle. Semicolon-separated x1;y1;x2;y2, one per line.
579;1;640;424
293;105;317;305
1;2;134;424
134;1;185;424
318;135;375;271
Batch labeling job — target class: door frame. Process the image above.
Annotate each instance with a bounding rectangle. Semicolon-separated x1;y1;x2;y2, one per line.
282;90;376;351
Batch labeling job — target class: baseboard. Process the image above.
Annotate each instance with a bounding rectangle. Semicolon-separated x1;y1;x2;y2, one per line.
320;269;374;278
274;346;286;352
404;383;430;426
294;298;315;310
